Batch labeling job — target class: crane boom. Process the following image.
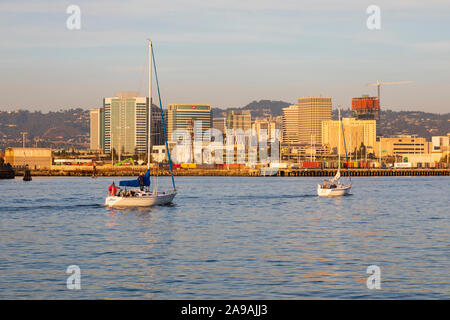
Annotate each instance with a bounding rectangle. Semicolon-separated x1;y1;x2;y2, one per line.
365;80;412;109
366;80;412;86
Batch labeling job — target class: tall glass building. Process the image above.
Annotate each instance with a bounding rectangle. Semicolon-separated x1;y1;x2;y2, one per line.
100;92;165;155
167;104;212;142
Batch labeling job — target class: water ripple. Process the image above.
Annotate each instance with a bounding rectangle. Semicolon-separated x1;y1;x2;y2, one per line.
0;176;449;299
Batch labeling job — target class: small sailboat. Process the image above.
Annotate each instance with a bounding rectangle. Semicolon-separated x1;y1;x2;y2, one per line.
105;39;176;207
317;105;352;197
260;167;278;176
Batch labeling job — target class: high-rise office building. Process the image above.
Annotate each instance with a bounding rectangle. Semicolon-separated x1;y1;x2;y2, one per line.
226;110;252;132
352;95;380;120
213;118;226;134
282;105;301;144
167;104;212;142
252;118;280;142
298;96;332;145
99;92;166;155
150;104;166;147
322;118;376;155
102;92;148;155
90;108;102;151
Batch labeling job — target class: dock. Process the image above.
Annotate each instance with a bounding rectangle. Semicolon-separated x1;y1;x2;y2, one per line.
14;166;450;177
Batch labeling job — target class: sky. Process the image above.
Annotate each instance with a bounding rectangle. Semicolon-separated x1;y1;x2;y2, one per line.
0;0;450;113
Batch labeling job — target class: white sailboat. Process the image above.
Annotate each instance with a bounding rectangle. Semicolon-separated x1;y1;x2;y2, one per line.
317;106;352;197
105;40;177;207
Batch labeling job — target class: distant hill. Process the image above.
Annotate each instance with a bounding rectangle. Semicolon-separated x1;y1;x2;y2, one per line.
0;108;89;150
377;109;449;139
242;100;292;116
213;100;449;140
213;100;292;118
0;103;448;151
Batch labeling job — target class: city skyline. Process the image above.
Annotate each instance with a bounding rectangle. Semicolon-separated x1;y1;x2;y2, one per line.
0;0;450;112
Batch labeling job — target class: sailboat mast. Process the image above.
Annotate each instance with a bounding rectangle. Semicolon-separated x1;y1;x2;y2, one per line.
338;105;341;171
148;39;152;171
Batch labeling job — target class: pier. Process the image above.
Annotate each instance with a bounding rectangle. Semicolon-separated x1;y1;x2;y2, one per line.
261;168;450;177
15;166;450;177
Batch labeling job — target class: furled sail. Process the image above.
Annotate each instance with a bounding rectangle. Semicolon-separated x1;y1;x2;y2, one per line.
119;169;151;187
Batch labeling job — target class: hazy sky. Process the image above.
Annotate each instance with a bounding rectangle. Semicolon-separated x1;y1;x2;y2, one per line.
1;0;450;113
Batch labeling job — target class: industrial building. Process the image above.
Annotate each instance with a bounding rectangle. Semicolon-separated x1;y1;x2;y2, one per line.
4;148;52;169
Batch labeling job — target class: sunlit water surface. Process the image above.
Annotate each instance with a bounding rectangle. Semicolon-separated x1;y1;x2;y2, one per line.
0;176;448;299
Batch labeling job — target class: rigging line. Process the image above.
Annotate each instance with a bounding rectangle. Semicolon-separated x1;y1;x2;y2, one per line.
341;119;351;181
151;46;176;191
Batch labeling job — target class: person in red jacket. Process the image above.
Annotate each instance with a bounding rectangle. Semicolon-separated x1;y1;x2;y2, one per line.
109;182;118;196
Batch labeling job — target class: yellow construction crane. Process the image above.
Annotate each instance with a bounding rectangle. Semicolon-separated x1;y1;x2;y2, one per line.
366;80;412;106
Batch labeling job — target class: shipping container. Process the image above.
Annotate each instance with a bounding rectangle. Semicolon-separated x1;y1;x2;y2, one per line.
343;162;353;168
181;163;197;169
359;162;369;168
269;162;288;168
394;162;412;168
197;164;215;169
225;163;245;169
301;161;322;168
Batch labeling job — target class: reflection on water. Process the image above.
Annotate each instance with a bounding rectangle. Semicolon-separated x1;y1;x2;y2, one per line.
0;176;449;299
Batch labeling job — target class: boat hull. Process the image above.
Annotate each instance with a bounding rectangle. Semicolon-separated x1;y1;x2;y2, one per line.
260;168;278;176
105;192;176;207
317;184;351;197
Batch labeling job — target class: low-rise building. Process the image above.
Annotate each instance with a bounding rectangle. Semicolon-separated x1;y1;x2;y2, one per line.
431;135;449;153
4;147;52;169
402;153;443;168
374;135;432;157
151;145;167;163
